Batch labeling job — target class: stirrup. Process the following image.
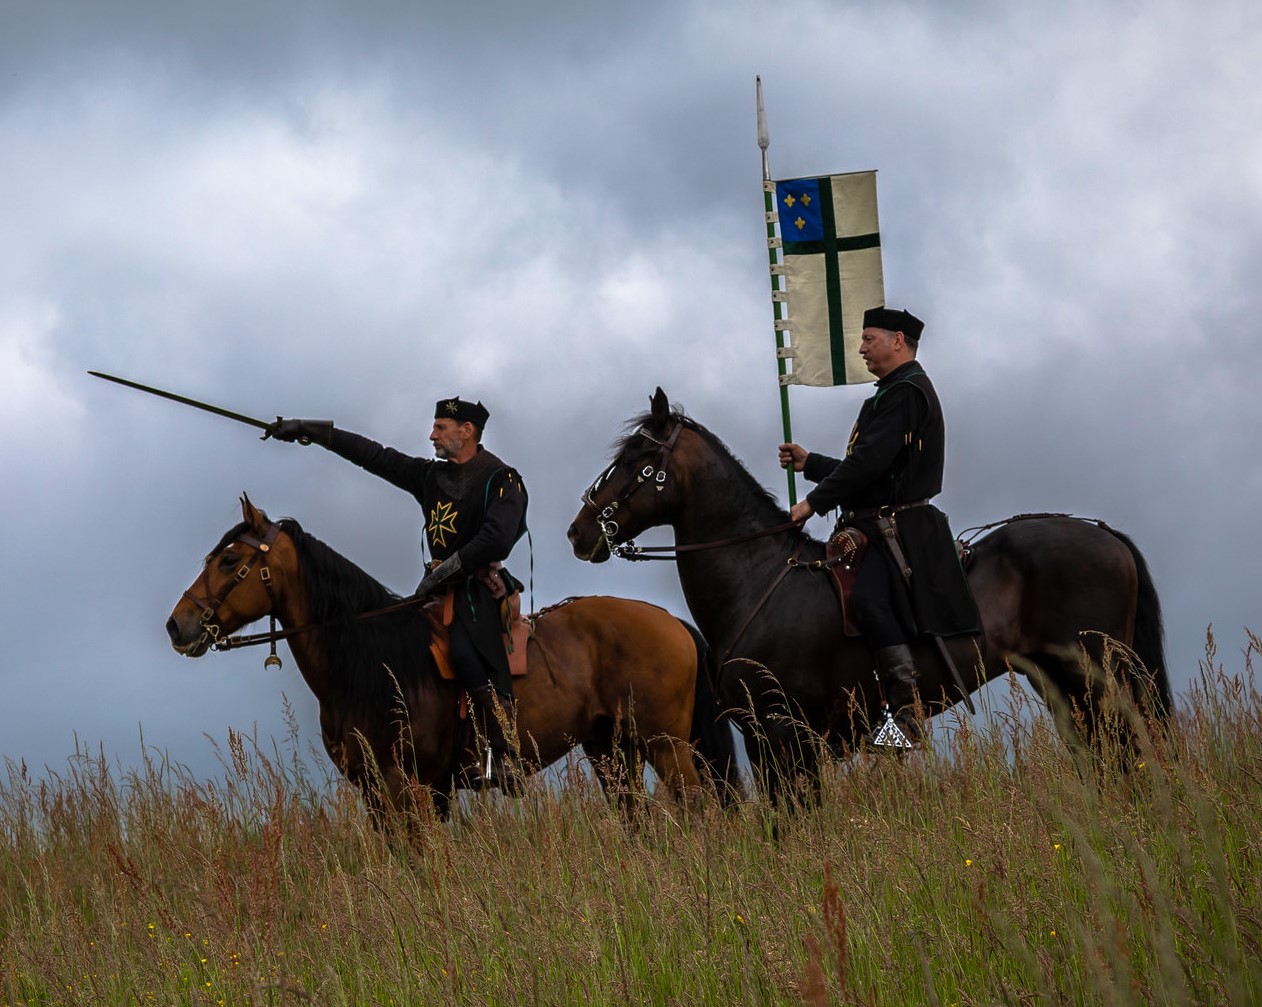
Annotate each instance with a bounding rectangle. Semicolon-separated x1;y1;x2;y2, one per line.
471;745;500;791
872;708;915;749
474;745;520;794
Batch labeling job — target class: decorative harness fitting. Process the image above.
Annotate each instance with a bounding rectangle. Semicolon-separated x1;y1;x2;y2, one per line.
579;421;681;557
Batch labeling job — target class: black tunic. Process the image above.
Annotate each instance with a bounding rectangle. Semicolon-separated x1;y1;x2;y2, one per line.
325;428;529;682
802;360;979;638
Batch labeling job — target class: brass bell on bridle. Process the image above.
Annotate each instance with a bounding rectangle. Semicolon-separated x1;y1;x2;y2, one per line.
264;615;283;670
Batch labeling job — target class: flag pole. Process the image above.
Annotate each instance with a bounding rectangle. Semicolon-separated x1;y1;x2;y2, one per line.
757;76;797;505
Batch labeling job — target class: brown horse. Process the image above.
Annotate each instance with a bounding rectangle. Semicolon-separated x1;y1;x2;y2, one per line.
166;496;739;820
567;389;1172;806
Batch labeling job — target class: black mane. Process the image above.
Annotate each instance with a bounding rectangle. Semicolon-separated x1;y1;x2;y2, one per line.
275;518;437;708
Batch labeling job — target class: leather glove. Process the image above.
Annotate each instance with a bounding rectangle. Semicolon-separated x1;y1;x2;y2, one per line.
415;553;463;597
263;418;333;445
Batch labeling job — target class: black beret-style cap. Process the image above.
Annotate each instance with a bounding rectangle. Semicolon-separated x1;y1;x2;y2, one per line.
862;306;925;341
435;396;490;429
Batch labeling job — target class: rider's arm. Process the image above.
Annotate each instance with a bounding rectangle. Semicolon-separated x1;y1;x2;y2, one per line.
802;451;842;483
456;469;529;570
324;428;433;494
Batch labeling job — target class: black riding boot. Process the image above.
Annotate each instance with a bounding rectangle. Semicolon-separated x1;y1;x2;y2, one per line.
875;644;924;746
469;685;519;792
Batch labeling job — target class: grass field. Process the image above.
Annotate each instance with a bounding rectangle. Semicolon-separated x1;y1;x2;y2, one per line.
3;632;1260;1006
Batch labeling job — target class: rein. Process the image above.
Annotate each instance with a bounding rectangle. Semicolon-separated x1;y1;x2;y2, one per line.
213;594;425;652
612;519;804;560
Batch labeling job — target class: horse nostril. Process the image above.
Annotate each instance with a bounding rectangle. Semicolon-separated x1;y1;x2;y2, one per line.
566;524;578;544
166;617;180;643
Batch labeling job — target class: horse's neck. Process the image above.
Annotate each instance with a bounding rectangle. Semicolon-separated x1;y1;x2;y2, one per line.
272;589;341;699
671;450;805;647
672;448;785;542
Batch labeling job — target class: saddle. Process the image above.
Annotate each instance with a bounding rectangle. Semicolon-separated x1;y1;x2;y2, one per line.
424;563;532;682
823;526;868;637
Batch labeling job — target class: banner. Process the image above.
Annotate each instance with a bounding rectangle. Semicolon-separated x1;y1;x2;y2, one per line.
772;171;884;386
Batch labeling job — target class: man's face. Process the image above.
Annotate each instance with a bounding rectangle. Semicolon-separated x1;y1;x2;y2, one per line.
859;327;902;378
430;418;472;459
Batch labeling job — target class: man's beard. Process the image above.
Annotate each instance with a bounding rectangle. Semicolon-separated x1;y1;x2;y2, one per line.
432;436;464;460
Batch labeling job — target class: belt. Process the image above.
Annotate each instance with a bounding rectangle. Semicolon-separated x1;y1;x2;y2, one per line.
840;498;930;524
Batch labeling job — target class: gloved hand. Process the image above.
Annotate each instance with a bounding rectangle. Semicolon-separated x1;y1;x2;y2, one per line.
415;553;463;597
263;418;333;445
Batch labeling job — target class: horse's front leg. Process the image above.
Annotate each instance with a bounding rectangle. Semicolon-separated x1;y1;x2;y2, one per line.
720;659;821;811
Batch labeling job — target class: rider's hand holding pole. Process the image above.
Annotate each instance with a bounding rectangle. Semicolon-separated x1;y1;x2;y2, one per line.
778;443;812;523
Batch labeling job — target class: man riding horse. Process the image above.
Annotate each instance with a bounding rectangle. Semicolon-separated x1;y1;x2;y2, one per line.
267;397;528;787
779;306;979;744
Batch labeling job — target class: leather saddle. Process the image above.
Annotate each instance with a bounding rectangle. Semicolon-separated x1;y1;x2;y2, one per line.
823;526;869;637
424;563;531;682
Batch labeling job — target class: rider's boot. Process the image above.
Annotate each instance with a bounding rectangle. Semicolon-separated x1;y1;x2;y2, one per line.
469;685;520;793
875;644;925;747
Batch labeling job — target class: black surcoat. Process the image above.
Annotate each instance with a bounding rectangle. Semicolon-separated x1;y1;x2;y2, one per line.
326;429;528;685
802;360;979;638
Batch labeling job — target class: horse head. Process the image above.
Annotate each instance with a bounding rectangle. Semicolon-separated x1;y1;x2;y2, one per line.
568;387;688;562
166;494;295;657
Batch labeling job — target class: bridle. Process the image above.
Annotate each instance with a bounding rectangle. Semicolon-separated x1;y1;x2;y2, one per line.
579;421;682;556
182;519;285;668
579;420;801;560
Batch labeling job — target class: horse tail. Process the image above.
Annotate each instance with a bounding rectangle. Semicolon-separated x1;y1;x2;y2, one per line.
1106;525;1173;719
680;620;744;804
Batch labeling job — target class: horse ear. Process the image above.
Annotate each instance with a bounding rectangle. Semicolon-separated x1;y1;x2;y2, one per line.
241;493;264;529
650;387;670;427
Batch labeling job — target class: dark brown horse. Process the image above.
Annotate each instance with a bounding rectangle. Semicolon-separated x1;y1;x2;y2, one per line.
167;496;739;819
568;389;1172;805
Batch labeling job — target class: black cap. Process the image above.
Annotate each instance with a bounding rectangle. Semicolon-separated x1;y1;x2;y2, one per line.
434;396;490;429
862;306;925;342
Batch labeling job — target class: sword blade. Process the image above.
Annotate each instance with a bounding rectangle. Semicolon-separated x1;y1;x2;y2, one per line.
87;370;273;432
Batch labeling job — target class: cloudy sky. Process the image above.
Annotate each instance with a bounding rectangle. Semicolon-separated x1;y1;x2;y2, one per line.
3;0;1259;784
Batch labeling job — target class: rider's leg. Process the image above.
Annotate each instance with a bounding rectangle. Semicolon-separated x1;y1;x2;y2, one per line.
450;620;518;787
852;555;923;742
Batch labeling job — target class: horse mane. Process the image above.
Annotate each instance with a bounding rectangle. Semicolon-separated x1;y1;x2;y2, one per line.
275;517;437;707
615;407;793;526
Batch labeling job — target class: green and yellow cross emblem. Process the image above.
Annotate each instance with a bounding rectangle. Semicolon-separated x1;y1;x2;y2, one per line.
428;501;459;548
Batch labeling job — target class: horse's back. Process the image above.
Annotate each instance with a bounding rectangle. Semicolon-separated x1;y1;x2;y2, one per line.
520;595;699;735
534;593;688;644
968;517;1140;657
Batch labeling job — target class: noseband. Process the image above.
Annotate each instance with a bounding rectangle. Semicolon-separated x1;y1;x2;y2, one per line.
183;519;284;666
579;421;683;555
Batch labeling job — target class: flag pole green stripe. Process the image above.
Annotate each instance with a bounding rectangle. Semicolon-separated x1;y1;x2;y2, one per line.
819;178;849;385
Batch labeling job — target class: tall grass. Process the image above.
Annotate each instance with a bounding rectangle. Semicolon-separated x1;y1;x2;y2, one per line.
3;632;1260;1006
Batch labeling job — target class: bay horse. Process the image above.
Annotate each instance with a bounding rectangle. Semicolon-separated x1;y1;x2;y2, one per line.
567;389;1172;806
166;496;740;820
